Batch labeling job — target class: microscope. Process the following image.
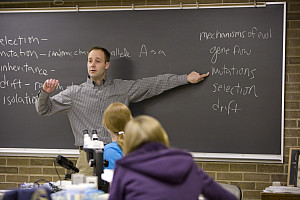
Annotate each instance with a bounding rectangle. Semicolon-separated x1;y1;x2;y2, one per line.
83;130;109;192
55;155;79;180
55;130;109;192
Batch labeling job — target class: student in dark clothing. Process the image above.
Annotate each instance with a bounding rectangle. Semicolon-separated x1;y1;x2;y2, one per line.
109;115;238;200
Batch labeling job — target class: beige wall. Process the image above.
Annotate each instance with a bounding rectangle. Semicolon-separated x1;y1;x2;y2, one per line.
0;0;299;199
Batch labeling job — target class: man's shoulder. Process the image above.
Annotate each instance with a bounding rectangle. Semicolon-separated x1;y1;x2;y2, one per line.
105;78;135;87
110;78;131;83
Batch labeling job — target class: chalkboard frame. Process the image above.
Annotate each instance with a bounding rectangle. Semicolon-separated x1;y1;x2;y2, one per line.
0;2;286;163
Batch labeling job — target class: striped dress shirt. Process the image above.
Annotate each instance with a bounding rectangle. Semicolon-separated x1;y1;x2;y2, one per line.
35;74;188;146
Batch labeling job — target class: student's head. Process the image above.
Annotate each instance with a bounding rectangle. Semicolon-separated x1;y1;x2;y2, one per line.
123;115;170;155
87;46;110;82
103;102;132;150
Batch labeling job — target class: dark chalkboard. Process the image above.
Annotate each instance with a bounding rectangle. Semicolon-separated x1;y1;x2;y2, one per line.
0;3;285;161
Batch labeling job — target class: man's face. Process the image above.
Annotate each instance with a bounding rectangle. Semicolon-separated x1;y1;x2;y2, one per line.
87;49;110;82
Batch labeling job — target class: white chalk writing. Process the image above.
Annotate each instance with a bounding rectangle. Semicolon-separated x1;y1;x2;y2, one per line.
0;35;47;46
199;27;272;41
3;93;37;106
211;65;256;80
0;62;49;76
139;44;166;57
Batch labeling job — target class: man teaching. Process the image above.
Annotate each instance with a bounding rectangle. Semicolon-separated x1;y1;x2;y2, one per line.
35;46;209;175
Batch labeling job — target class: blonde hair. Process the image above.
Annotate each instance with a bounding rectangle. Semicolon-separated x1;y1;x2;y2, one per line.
103;102;132;150
123;115;170;155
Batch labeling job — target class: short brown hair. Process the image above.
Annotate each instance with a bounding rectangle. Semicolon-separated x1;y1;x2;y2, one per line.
88;46;111;63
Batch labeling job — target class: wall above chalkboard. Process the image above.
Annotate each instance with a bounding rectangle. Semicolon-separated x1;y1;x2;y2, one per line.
0;2;286;162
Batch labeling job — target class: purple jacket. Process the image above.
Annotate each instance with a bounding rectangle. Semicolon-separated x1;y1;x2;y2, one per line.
108;142;237;200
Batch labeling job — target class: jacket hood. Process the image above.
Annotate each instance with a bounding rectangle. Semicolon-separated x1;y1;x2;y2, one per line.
116;142;194;184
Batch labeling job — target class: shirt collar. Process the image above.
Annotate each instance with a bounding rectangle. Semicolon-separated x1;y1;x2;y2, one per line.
86;76;109;87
